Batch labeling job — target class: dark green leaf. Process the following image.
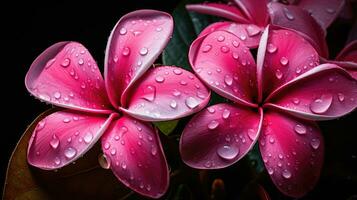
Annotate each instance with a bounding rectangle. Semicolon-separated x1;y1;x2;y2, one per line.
154;120;179;136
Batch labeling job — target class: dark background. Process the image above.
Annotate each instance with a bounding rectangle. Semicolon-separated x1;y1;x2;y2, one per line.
2;0;357;199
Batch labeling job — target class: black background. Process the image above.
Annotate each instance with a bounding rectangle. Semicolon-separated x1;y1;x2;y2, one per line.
2;0;357;199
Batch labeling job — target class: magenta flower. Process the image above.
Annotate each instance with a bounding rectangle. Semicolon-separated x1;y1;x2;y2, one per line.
186;0;345;57
25;10;210;198
180;27;357;197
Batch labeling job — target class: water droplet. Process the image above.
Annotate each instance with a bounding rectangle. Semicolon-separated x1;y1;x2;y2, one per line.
119;27;127;35
239;34;247;41
310;138;320;149
338;93;345;102
275;69;283;79
185;97;199;109
204;161;212;168
180;80;187;85
172;89;181;97
104;142;110;150
232;40;239;47
170;100;177;109
78;58;84;65
54;91;61;99
267;43;277;53
98;153;111;169
246;25;261;36
217;145;239;160
202;44;212;53
122;47;130;56
220;46;230;53
64;147;77;159
282;169;292;179
294;124;307;135
132;30;142;36
326;8;335;14
267;167;274;175
45;58;56;69
63;118;71;123
208;120;219;130
283;8;295;20
83;132;93;144
173;69;182;75
151;145;157;156
247;129;256;140
207;107;215;113
50;134;60;149
142;85;156;101
156;27;163;32
222;109;230;119
155;75;165;83
310;94;333;114
269;137;275;144
139;47;148;56
110;148;117;155
217;35;225;42
292;98;300;105
224;75;233;86
280;57;289;66
61;58;71;67
232;52;239;60
54;157;61;165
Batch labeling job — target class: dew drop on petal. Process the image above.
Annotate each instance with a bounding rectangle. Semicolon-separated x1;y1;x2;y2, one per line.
64;147;77;159
50;134;60;149
170;100;177;109
280;56;289;66
155;75;165;83
139;47;148;56
224;75;233;86
83;132;93;144
61;58;71;68
275;69;283;79
294;124;307;135
122;47;130;56
208;120;219;130
267;43;277;53
217;145;239;160
309;94;333;114
338;93;345;102
247;129;256;140
119;27;127;35
202;44;212;53
310;138;320;149
222;109;230;119
282;169;292;179
185;97;199;109
142;85;156;102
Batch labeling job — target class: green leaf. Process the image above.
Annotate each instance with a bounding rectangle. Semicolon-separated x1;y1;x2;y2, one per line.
246;143;265;174
162;0;219;71
3;109;137;200
154;120;179;136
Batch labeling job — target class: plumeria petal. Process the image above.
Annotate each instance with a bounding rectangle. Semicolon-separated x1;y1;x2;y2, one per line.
334;40;357;79
297;0;345;29
198;22;264;48
257;28;320;98
265;64;357;120
189;30;258;107
186;3;250;23
105;10;173;108
259;111;324;198
268;2;329;57
231;0;269;26
27;110;116;170
180;103;263;169
25;42;112;114
121;66;210;121
101;116;169;198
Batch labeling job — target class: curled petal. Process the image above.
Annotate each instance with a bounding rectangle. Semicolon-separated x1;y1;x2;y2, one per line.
189;30;258;107
180;103;263;169
199;22;264;48
259;111;324;198
186;3;250;23
257;28;319;98
265;64;357;120
121;66;210;121
105;10;173;107
268;2;328;57
25;42;112;114
27;110;116;170
334;40;357;79
297;0;345;29
231;0;269;27
101;116;169;198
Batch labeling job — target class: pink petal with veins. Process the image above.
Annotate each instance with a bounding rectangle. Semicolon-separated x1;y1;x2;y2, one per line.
180;104;263;169
121;66;210;121
259;111;324;198
101;116;168;198
265;64;357;120
105;10;173;108
25;42;112;114
268;2;329;57
186;3;250;23
189;30;258;107
27;110;116;170
199;22;263;48
257;28;320;98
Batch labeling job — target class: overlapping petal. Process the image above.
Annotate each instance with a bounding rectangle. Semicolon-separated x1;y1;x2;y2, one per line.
231;0;269;26
189;30;258;107
186;3;250;23
25;42;112;114
105;10;173;108
199;22;263;48
27;110;116;169
259;111;324;198
101;116;169;198
257;28;320;98
268;2;328;57
334;40;357;79
121;66;210;121
180;103;263;169
265;64;357;120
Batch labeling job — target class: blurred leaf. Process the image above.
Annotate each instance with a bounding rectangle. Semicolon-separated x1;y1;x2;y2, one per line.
162;0;219;71
154;120;179;136
2;109;136;200
246;143;265;174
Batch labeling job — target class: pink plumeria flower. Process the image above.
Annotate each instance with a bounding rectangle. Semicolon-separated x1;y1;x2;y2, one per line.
25;10;210;198
321;40;357;79
180;26;357;197
186;0;345;57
